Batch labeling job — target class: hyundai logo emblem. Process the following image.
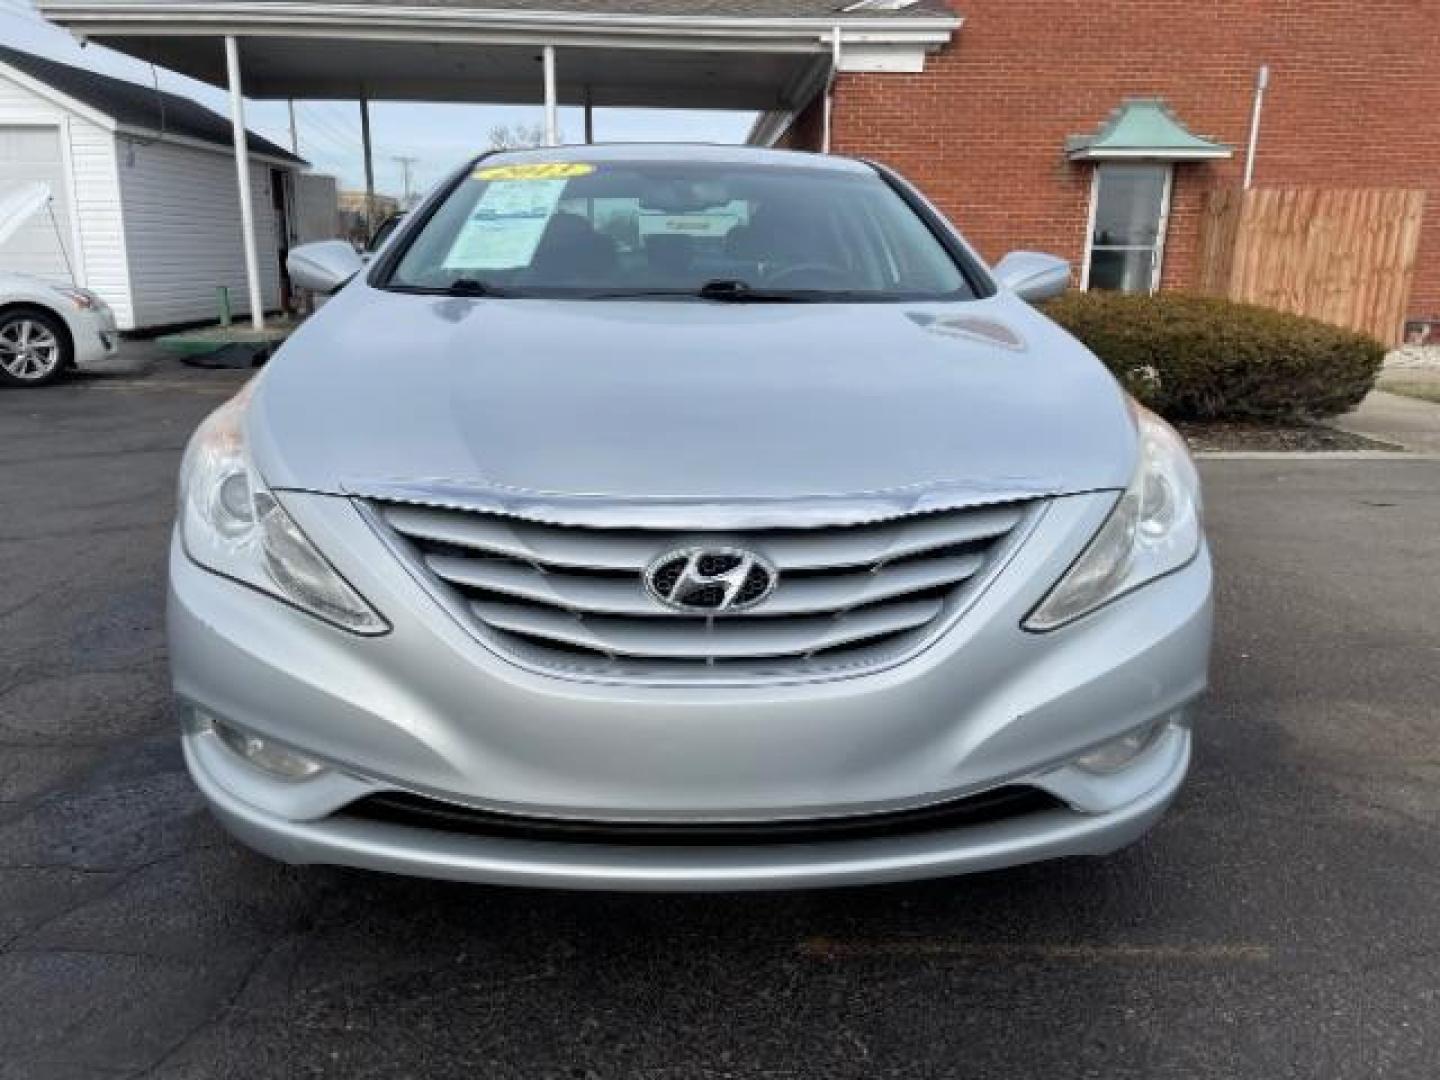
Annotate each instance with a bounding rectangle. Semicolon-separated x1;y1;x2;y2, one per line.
644;546;778;614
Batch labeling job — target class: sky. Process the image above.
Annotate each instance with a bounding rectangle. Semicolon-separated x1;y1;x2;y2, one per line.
0;0;757;198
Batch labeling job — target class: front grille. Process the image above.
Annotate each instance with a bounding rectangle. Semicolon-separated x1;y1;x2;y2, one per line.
343;786;1063;847
371;498;1032;683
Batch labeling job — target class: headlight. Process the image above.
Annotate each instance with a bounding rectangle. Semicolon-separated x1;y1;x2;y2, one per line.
178;385;388;635
1025;405;1201;631
56;286;101;311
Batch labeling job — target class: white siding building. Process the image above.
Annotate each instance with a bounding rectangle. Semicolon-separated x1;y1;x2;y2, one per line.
0;45;310;331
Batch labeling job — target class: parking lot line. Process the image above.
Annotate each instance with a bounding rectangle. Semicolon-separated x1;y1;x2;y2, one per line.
798;937;1272;963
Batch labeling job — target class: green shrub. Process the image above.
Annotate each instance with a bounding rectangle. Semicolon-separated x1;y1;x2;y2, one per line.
1041;292;1385;422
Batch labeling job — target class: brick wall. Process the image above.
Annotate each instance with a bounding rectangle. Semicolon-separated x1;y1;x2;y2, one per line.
792;0;1440;320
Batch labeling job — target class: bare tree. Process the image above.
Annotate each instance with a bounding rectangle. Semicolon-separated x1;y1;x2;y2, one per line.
487;122;551;150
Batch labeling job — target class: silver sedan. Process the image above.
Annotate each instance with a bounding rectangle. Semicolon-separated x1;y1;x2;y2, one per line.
169;145;1211;890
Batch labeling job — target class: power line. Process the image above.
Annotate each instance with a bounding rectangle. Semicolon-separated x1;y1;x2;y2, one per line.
312;101;363;144
297;102;360;147
294;125;361;166
296;126;355;158
296;106;357;150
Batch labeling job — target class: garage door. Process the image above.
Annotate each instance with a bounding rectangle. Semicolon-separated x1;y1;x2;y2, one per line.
0;125;75;285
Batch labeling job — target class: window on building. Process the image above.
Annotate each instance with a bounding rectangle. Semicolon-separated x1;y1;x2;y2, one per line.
1083;163;1172;293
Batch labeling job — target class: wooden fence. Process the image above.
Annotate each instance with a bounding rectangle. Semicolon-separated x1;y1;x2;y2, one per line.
1195;187;1427;345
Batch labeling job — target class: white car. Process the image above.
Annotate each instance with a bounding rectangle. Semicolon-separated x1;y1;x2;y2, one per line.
0;183;118;387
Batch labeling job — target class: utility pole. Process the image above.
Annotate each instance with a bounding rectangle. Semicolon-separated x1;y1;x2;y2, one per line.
392;154;418;208
359;95;375;235
287;99;299;155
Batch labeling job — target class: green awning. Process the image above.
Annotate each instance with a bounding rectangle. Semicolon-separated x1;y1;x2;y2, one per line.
1066;99;1231;161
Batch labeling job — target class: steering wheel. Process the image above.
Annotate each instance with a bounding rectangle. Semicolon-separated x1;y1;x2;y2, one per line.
763;262;851;289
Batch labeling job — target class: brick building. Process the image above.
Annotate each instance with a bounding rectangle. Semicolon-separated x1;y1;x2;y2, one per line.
766;0;1439;337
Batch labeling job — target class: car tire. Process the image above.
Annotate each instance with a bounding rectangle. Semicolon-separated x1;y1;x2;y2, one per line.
0;307;71;388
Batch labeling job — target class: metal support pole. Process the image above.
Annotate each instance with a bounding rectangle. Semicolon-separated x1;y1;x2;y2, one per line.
359;95;376;235
583;86;594;144
287;99;299;155
224;35;264;331
822;26;842;154
542;45;558;146
1243;64;1270;190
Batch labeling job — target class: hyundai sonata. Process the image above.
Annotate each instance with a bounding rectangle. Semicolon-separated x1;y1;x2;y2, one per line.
170;145;1211;890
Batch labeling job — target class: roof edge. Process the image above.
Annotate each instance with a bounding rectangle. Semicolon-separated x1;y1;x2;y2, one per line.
0;45;306;165
0;54;120;133
37;1;963;42
114;122;307;167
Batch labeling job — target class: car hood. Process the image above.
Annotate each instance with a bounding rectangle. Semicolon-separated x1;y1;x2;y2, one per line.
249;283;1135;520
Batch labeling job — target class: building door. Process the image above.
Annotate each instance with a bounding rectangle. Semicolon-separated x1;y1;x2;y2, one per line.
271;167;294;312
0;125;75;285
1082;163;1172;293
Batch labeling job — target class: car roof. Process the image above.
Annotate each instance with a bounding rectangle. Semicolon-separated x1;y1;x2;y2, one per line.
477;143;876;175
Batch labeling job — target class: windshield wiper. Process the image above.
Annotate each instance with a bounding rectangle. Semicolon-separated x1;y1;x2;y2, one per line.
696;279;759;301
697;279;831;302
443;277;513;297
579;280;823;303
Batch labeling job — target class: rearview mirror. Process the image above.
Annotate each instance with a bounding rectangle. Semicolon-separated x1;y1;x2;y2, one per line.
288;240;365;294
993;251;1071;303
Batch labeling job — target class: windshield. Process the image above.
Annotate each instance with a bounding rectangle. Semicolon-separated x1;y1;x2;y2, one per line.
382;158;977;300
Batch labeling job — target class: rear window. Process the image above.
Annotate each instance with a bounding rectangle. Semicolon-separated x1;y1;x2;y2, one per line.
382;158;976;301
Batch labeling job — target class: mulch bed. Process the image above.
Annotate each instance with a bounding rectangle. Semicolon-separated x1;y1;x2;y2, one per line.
1177;421;1404;453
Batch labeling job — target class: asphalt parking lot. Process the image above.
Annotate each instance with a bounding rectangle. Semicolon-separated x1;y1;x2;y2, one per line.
2;354;1439;1079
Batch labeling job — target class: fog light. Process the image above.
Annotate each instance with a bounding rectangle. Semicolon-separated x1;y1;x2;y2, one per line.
212;719;325;781
1073;723;1164;775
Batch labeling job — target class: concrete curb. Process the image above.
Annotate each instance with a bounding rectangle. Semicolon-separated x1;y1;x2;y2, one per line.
1330;390;1440;454
1195;450;1440;461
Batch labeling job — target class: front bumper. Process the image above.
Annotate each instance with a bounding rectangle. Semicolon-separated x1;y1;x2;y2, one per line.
169;488;1212;890
71;305;119;371
184;719;1190;890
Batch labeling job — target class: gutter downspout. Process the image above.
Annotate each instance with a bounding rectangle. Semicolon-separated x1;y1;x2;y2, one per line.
1243;64;1269;190
821;25;841;153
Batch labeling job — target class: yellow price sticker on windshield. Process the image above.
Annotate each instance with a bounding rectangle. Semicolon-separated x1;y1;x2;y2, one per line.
473;162;595;181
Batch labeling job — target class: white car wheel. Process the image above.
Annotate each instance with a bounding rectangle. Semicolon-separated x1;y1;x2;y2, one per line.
0;309;69;387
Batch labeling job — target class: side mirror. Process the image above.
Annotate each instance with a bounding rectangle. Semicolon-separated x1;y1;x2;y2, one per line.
288;240;365;294
993;251;1071;303
367;212;406;254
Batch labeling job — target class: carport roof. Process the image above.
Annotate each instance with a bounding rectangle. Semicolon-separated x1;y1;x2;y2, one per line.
199;0;957;13
36;1;961;109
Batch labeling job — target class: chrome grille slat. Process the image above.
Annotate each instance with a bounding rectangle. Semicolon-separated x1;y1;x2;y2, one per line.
373;498;1033;682
424;551;986;618
759;506;1024;569
383;506;655;570
470;598;946;660
383;502;1023;571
